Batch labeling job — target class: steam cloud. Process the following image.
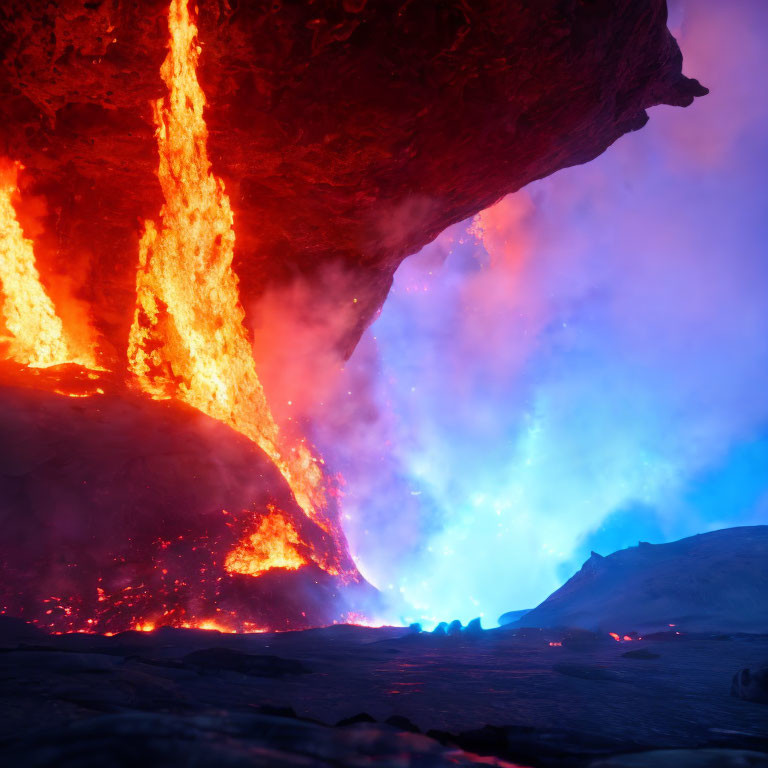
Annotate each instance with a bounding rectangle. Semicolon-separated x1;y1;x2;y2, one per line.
253;0;768;627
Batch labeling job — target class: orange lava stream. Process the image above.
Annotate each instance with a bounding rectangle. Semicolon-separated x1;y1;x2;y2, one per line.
127;0;332;536
0;163;98;370
133;619;267;634
225;505;309;578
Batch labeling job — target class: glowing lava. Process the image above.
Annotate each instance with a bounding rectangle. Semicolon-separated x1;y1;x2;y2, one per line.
0;162;97;370
225;505;309;578
0;0;366;636
127;0;338;543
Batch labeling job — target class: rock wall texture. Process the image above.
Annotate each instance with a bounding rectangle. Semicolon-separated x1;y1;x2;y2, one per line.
0;0;706;364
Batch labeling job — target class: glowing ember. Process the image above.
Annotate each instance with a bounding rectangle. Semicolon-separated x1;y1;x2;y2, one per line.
126;0;340;548
339;612;390;628
0;162;98;370
133;619;257;634
225;505;309;578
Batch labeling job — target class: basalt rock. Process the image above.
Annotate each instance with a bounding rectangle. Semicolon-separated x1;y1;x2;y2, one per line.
0;0;706;368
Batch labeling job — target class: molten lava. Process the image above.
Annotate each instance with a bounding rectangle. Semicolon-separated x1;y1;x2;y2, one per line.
0;0;367;635
0;163;97;370
225;505;309;578
126;0;339;546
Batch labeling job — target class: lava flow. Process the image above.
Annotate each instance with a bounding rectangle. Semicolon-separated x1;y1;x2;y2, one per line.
127;0;342;548
0;0;367;635
225;504;309;578
0;163;98;372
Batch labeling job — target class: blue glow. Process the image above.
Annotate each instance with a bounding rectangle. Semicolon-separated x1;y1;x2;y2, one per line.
313;0;768;628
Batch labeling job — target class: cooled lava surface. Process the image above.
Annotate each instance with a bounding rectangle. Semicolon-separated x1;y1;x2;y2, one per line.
0;618;766;767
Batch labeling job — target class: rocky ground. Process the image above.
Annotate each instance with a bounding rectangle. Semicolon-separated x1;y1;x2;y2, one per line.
1;618;766;767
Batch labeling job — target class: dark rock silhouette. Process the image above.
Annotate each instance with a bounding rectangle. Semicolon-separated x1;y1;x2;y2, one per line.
465;617;483;635
732;667;768;705
447;619;463;636
499;609;531;626
510;526;768;634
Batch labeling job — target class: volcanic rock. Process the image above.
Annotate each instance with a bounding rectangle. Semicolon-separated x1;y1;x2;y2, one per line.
336;712;377;727
552;663;622;682
0;0;706;368
731;667;768;705
385;715;420;734
0;380;374;632
0;711;511;768
499;609;532;626
0;621;767;765
587;750;768;767
447;619;463;636
465;617;483;635
622;649;661;660
181;648;312;677
561;629;603;651
509;526;768;634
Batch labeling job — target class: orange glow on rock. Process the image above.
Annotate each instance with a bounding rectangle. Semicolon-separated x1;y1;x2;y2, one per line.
126;0;339;545
225;505;309;578
340;612;390;628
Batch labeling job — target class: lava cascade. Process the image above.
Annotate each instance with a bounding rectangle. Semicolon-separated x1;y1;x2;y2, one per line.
0;0;364;634
225;504;309;578
0;163;97;370
126;0;340;548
